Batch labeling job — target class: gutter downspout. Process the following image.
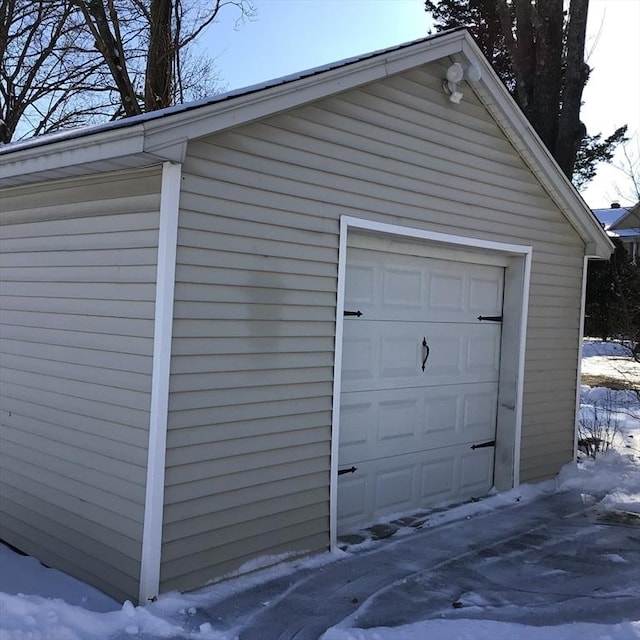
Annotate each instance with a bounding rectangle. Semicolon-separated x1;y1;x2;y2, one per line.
139;161;181;604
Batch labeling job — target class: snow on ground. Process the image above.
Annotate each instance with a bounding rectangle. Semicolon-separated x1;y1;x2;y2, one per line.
557;450;640;513
579;339;640;458
2;457;639;640
579;385;640;446
581;338;640;386
582;356;640;384
322;619;640;640
1;342;639;640
582;339;637;359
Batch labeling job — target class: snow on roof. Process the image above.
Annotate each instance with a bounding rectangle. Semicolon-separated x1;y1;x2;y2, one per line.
609;227;640;238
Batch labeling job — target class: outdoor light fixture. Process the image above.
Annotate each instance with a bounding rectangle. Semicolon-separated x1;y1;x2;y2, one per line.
467;64;481;83
444;62;464;103
443;62;482;104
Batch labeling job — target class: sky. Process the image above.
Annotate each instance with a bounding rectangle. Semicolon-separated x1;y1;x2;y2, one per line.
198;0;640;209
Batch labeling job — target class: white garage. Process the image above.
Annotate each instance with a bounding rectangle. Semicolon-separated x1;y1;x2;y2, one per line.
333;220;531;535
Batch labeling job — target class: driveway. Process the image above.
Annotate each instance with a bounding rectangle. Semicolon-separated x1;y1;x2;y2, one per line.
176;488;640;640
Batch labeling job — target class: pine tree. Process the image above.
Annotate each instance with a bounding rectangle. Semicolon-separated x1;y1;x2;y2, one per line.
424;0;626;185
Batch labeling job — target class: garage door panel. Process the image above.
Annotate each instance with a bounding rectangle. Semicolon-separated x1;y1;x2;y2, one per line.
345;249;504;323
345;263;375;306
420;454;456;500
423;393;458;435
342;321;501;392
465;331;501;374
383;267;424;308
377;397;419;443
338;444;491;531
375;465;415;511
341;335;374;383
337;476;368;522
340;383;498;465
380;333;422;379
469;274;503;312
462;391;498;433
339;401;370;447
460;448;495;493
429;270;465;312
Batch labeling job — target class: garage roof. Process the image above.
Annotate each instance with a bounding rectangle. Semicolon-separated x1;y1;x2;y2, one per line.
0;28;613;257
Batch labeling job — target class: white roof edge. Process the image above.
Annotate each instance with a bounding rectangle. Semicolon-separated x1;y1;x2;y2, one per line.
140;32;463;153
459;37;613;258
0;124;147;184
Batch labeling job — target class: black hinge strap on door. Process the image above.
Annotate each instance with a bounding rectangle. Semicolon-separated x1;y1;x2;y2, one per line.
471;440;496;450
338;466;357;475
477;315;503;322
344;310;363;317
421;337;430;372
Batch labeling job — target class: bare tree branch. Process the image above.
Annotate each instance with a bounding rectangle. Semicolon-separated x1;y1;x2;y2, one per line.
2;0;255;142
1;0;108;143
70;0;142;116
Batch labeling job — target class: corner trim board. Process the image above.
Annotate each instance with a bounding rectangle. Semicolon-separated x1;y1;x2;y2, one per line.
573;255;591;460
139;161;181;604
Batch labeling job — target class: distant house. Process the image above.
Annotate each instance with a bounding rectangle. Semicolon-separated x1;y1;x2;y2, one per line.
0;29;613;604
593;202;640;262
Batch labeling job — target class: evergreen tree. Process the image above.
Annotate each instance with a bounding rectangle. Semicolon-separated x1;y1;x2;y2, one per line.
424;0;627;185
585;239;640;355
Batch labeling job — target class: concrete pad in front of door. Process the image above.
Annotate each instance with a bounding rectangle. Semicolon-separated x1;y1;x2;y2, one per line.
192;490;640;640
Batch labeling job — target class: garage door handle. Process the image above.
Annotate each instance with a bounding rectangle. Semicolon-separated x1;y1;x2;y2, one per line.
421;337;430;372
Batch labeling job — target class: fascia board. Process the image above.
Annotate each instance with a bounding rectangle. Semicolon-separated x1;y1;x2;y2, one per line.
460;36;614;259
0;125;146;184
142;34;465;154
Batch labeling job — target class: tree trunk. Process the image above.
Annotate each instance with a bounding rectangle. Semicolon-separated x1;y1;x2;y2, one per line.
145;0;173;111
555;0;590;178
530;0;563;155
72;0;141;117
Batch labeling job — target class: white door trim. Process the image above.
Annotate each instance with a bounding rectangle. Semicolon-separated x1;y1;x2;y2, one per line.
330;216;532;548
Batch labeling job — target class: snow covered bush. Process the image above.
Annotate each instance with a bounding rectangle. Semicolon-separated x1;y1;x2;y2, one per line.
579;385;640;459
578;388;622;456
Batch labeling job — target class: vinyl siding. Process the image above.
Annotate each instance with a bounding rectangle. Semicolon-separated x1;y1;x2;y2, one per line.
161;60;585;591
0;166;162;602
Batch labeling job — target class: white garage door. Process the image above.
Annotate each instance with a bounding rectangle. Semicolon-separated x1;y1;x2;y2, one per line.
338;240;505;532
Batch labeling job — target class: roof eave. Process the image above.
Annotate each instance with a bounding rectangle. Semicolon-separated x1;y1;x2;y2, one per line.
0;123;192;189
